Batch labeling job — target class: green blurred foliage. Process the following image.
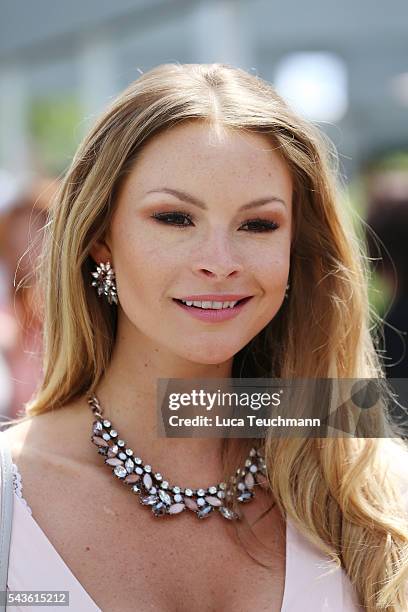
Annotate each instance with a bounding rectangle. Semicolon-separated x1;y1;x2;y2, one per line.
28;95;83;175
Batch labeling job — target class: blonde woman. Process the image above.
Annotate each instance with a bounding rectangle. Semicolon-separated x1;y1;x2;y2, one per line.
0;63;407;611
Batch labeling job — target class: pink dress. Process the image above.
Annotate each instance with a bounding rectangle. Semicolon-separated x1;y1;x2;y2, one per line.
7;462;364;611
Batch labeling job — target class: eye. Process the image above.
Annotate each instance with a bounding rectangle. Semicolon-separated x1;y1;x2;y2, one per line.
151;211;193;227
239;218;280;233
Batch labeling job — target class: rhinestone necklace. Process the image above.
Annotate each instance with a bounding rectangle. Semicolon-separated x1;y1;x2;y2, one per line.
88;393;267;520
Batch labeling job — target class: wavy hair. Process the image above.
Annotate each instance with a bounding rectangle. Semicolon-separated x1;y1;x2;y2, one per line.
13;63;408;610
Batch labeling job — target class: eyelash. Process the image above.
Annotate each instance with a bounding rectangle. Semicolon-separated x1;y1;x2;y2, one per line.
151;211;280;233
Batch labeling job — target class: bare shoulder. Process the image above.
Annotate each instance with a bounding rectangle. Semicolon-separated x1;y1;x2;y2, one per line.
1;396;92;463
1;396;99;511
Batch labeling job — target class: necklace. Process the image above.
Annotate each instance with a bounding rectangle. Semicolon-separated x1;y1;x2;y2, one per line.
88;393;268;520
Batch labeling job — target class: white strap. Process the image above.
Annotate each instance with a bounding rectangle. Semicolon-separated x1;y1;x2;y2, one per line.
0;430;14;611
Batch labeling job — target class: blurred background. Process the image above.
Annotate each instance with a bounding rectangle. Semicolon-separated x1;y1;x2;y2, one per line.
0;0;407;419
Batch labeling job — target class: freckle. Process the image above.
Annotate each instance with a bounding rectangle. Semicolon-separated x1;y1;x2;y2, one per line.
144;363;148;367
85;546;90;551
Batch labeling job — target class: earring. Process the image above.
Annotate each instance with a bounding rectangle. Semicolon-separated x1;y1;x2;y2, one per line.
91;261;118;305
285;282;290;299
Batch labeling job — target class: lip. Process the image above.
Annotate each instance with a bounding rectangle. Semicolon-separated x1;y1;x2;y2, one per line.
172;296;253;322
175;294;252;301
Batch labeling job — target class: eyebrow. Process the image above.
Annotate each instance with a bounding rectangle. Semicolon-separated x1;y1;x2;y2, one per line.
144;187;286;210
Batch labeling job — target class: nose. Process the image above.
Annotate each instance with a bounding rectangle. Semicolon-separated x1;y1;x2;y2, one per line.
192;230;244;280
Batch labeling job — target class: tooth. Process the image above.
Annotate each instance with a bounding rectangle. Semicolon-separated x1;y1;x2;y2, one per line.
185;301;193;306
201;301;212;308
228;301;237;308
212;301;223;309
193;301;202;307
222;301;230;308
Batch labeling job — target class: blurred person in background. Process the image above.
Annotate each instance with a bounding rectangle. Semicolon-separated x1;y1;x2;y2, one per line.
0;177;55;419
365;168;408;378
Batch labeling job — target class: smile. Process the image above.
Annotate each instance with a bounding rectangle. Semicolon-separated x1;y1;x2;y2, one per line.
172;296;253;322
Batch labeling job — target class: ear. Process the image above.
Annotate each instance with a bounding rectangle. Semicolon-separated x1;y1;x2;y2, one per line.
89;236;113;267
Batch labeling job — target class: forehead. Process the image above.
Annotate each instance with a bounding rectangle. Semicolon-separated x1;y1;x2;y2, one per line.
123;121;292;193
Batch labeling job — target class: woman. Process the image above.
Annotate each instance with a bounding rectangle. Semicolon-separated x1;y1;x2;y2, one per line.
1;63;407;611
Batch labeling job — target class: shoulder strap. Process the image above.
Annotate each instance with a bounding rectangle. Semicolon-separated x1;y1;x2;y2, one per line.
0;430;14;611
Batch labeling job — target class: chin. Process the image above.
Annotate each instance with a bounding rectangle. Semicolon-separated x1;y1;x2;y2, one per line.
179;344;240;366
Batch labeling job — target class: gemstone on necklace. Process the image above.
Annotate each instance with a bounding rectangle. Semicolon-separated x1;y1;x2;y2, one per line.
114;465;127;479
205;496;222;507
135;467;143;475
217;490;226;499
237;491;253;503
152;501;167;516
197;498;206;507
93;421;103;434
109;429;118;437
245;472;255;489
169;503;185;514
184;488;193;496
92;436;108;447
249;465;258;473
208;486;217;494
150;486;157;494
134;457;142;465
155;473;162;480
124;473;141;484
237;482;246;491
184;497;198;511
158;490;172;505
125;458;134;473
197;489;206;497
143;473;153;489
161;481;169;489
102;433;111;441
105;458;124;467
219;506;239;520
118;452;127;460
245;459;252;467
141;494;158;506
131;484;141;494
172;486;181;494
197;505;213;519
117;439;125;447
103;420;111;428
173;494;183;503
249;448;257;457
144;465;152;473
126;449;133;456
219;482;227;490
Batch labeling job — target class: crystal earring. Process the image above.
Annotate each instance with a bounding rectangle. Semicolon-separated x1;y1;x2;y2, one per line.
91;261;118;305
285;282;290;299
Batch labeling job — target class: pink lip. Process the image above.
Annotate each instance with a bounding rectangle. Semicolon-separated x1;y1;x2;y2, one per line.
172;296;253;322
176;294;252;301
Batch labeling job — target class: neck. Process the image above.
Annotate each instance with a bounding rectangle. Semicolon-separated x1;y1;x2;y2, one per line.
92;319;234;488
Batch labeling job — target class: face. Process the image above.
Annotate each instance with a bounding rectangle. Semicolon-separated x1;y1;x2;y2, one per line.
91;121;293;365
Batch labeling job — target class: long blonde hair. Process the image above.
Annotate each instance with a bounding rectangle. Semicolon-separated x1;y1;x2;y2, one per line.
16;63;408;609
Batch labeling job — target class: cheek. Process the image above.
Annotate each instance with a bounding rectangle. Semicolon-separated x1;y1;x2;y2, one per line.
243;237;290;282
112;224;183;307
